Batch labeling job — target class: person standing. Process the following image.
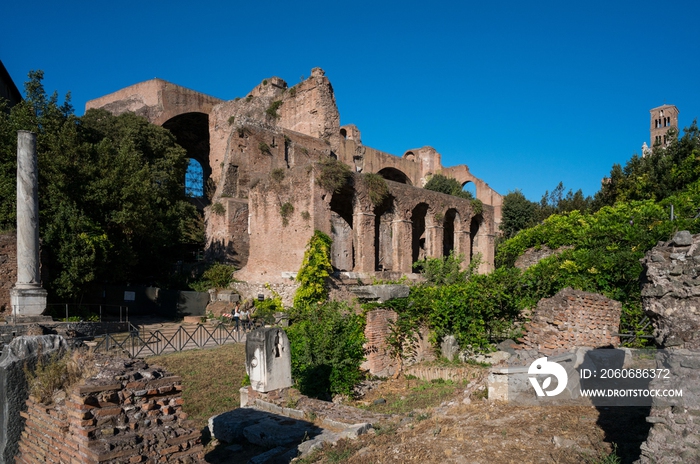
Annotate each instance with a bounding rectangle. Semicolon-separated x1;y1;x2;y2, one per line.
240;306;250;330
233;303;241;330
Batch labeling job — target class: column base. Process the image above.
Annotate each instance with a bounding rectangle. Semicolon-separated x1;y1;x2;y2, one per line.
10;287;48;317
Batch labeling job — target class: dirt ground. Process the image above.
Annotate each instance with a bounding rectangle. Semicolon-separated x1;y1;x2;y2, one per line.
297;375;651;464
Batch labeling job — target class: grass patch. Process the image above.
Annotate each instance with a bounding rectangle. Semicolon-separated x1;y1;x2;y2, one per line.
148;343;247;429
356;378;466;415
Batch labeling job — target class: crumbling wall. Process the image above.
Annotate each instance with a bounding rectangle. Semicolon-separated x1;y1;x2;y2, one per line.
513;245;574;270
361;309;435;378
0;233;16;315
0;335;67;464
517;288;621;356
637;231;700;463
14;355;202;464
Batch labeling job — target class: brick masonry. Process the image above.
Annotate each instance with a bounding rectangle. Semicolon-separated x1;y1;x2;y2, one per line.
14;356;203;464
517;287;621;356
0;233;17;315
361;309;435;377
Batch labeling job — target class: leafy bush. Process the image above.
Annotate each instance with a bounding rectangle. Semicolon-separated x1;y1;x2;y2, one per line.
286;301;365;398
266;100;283;119
253;292;283;325
413;251;478;286
363;173;389;206
424;174;472;199
292;231;333;314
315;159;352;194
190;263;236;292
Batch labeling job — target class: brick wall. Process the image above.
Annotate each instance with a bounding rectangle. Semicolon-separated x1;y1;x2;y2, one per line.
0;233;17;315
14;356;202;464
361;309;435;377
517;288;621;356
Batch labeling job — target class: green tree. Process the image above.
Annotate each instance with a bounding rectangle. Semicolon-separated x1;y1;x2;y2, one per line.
424;173;473;199
0;71;202;299
292;230;333;314
500;190;537;238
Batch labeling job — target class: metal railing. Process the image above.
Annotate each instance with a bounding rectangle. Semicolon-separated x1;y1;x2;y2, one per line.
90;323;247;358
45;303;131;323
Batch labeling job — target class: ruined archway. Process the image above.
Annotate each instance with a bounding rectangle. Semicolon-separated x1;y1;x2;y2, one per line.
163;112;212;203
378;167;412;185
443;209;459;257
330;185;355;271
411;203;429;265
462;180;477;199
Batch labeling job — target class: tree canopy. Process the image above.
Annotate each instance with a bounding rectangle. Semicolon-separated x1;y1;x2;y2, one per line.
0;71;202;300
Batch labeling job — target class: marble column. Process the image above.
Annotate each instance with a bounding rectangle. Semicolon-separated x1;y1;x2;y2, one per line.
10;131;48;316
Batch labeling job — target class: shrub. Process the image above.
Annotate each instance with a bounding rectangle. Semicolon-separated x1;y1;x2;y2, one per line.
259;142;271;155
227;115;235;125
301;211;311;221
24;349;97;404
289;86;297;97
293;230;333;313
316;159;351;193
262;79;268;86
286;301;365;398
363;173;389;206
424;174;473;199
190;263;236;292
211;202;225;216
280;202;294;226
413;251;478;286
271;168;285;183
253;290;283;325
266;100;283;119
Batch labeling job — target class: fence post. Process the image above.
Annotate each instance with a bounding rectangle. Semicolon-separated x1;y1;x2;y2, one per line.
99;305;102;322
65;304;68;321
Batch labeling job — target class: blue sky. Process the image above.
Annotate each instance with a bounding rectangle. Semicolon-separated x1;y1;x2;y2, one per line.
2;0;699;201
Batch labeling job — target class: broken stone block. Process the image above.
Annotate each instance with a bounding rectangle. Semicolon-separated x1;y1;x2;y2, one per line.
246;328;292;393
349;285;409;302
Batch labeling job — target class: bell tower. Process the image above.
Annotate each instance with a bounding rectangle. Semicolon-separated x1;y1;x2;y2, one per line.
650;104;679;148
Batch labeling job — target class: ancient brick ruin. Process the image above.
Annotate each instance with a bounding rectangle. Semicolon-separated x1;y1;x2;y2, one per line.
516;287;622;356
14;355;202;463
86;68;502;290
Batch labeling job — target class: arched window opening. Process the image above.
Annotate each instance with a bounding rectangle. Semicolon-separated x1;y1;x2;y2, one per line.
462;181;477;199
185;159;204;197
340;128;347;139
378;167;412;185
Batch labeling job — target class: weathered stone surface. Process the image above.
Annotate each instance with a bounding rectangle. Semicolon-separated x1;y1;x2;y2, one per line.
87;69;503;285
349;284;410;302
0;335;67;464
246;328;292;393
440;335;459;362
637;232;700;463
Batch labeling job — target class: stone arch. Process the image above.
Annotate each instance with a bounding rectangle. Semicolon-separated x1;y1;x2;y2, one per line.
163;112;212;204
330;184;355;271
470;213;489;269
403;150;416;162
378;167;412;185
461;180;477;198
340;128;347;139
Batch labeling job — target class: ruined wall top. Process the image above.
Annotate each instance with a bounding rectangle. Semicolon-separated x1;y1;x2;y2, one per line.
85;78;223;126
